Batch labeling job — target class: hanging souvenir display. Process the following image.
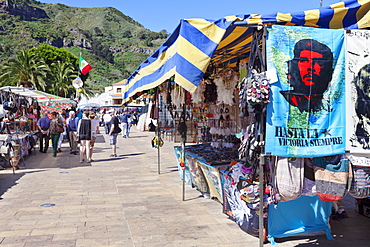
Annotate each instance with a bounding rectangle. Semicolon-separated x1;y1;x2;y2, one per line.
191;78;206;104
214;68;238;106
222;160;269;239
203;78;218;104
246;69;270;105
347;154;370;198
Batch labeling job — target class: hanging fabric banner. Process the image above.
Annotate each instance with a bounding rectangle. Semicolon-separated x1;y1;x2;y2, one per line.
265;25;345;157
346;30;370;154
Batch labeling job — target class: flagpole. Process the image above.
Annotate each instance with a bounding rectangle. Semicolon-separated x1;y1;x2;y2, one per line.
76;52;81;100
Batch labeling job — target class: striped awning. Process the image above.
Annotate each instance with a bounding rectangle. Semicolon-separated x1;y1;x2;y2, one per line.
123;0;370;103
0;86;75;104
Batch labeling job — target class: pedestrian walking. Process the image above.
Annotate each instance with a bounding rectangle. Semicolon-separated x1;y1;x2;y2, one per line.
36;113;51;153
49;112;64;157
66;111;79;155
120;110;131;138
108;110;121;157
77;112;92;163
103;111;112;134
88;112;99;162
57;112;67;152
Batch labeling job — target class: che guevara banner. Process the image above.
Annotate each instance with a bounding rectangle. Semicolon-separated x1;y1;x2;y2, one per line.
265;25;346;157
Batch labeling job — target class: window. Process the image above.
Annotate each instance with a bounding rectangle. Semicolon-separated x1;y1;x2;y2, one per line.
117;88;122;93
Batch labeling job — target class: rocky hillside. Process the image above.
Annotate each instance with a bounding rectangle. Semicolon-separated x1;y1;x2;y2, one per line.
0;0;168;88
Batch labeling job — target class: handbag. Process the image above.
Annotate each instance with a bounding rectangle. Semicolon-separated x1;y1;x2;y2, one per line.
313;154;350;202
275;157;304;202
56;123;64;134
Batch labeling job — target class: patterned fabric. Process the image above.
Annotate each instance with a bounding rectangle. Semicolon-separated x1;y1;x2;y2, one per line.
275;157;304;202
313;154;350;202
349;165;370;199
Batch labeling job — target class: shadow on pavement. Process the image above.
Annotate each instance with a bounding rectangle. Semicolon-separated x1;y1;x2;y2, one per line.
92;157;126;162
91;153;145;163
155;167;178;174
120;153;145;157
0;169;46;198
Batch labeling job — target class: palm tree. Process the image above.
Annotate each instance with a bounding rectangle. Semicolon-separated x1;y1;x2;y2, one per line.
49;60;77;98
0;49;49;90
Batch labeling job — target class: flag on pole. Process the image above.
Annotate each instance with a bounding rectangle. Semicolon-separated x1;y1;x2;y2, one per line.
79;57;93;75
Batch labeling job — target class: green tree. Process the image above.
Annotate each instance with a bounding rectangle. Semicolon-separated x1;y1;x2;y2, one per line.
0;49;48;90
30;44;78;68
49;60;77;98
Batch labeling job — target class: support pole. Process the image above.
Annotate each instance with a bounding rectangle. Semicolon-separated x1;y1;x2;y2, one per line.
157;125;161;174
258;26;268;247
259;154;265;246
155;87;161;174
182;140;186;201
181;89;187;201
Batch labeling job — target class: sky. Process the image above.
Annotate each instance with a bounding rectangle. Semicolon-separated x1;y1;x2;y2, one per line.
43;0;341;32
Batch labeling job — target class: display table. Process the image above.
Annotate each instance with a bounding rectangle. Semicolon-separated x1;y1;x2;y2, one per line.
0;131;38;171
173;144;238;201
173;144;334;244
174;144;266;236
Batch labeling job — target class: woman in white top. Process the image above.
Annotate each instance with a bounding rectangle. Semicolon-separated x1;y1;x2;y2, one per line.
89;112;100;162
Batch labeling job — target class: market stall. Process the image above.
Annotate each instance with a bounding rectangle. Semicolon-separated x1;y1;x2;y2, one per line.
122;0;370;245
0;86;75;172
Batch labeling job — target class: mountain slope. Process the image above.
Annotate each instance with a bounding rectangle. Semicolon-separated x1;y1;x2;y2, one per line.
0;0;168;90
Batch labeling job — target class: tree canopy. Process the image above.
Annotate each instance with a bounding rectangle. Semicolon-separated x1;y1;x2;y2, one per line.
0;45;94;98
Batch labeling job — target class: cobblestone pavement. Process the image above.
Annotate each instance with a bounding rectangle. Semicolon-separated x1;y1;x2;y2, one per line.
0;127;369;247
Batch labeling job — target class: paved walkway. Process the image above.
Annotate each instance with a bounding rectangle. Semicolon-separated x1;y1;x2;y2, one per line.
0;127;369;247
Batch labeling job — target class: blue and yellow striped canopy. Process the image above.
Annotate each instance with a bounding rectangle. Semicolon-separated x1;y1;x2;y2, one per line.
123;0;370;103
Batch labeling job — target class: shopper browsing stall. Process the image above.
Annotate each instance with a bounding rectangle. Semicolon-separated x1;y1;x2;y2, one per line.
36;113;51;153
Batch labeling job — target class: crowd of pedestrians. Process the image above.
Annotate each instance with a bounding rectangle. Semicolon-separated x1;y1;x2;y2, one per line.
35;108;138;161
